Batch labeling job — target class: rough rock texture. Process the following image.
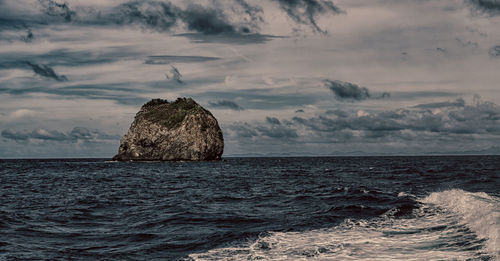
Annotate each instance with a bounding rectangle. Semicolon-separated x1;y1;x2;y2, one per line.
113;98;224;161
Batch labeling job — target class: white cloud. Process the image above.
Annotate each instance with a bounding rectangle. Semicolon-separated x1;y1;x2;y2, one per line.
9;109;37;119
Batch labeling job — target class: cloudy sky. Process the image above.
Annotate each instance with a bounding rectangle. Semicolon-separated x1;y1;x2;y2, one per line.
1;0;499;157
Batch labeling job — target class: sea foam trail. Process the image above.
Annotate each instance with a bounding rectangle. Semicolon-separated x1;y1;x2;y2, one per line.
188;189;498;260
421;189;500;258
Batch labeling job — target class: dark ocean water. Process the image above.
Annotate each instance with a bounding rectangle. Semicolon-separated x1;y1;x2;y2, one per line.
0;156;499;260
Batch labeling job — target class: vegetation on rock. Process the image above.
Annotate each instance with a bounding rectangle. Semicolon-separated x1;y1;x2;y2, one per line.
141;98;207;130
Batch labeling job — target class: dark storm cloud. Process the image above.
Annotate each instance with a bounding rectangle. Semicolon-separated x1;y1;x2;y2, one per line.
234;0;264;30
166;65;183;83
266;117;281;125
26;62;68;81
413;98;466;109
324;80;370;101
86;1;283;44
467;0;500;16
173;33;282;45
1;127;118;143
380;92;391;99
224;98;500;148
274;0;342;34
0;0;332;44
182;4;238;34
145;55;221;65
488;45;500;57
110;1;253;35
291;99;500;137
0;23;36;42
20;27;34;42
110;1;179;31
208;100;244;111
0;1;72;29
436;47;447;54
2;1;262;37
38;0;76;22
110;0;341;35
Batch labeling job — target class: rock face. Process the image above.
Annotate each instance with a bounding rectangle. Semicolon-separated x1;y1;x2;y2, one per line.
113;98;224;161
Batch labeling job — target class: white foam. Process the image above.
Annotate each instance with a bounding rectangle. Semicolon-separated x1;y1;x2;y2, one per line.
397;192;408;197
188;189;499;260
421;189;500;258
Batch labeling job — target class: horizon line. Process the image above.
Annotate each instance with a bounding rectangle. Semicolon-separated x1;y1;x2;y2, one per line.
1;154;499;160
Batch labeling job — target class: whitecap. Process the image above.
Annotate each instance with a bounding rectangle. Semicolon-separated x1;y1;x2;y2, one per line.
188;189;499;260
421;189;500;258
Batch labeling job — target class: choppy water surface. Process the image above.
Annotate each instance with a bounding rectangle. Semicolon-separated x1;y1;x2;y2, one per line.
0;156;499;260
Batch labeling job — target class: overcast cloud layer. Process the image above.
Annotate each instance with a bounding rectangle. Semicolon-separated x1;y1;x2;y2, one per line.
0;0;499;157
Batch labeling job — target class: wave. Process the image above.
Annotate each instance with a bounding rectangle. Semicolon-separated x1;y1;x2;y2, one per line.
421;189;500;258
187;189;499;260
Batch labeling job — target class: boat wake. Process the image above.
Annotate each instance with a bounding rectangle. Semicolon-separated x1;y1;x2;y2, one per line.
188;189;499;260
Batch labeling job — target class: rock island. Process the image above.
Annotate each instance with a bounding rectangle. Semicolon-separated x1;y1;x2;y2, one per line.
113;98;224;161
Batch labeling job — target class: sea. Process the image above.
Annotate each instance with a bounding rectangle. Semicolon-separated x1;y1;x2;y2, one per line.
0;156;499;260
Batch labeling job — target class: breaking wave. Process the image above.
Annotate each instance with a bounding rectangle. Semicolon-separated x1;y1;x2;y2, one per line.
422;189;500;258
188;189;499;260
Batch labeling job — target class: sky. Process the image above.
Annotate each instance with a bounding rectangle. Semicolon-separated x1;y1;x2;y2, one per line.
0;0;499;158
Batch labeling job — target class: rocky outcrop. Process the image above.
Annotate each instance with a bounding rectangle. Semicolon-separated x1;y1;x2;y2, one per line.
112;98;224;161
